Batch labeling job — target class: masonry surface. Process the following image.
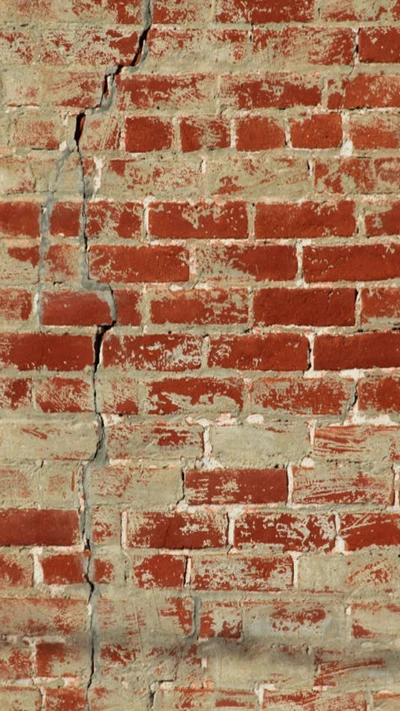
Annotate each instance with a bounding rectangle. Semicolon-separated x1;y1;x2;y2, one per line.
1;0;400;709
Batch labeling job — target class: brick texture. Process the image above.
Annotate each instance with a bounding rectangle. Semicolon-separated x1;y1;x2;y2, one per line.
1;0;399;708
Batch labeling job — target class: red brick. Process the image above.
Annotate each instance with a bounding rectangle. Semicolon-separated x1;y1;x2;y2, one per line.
292;461;393;506
89;245;189;283
131;554;186;589
365;200;400;235
152;1;212;22
0;378;30;410
41;290;113;326
254;27;354;67
236;116;285;151
194;244;298;282
127;511;227;549
151;288;248;325
358;376;400;413
0;288;32;322
125;116;174;153
41;553;87;585
0;553;33;587
0;333;93;371
186;468;287;504
208;334;309;371
235;513;335;551
254;288;355;327
0;509;79;546
315;156;400;195
148;200;248;239
314;332;400;370
359;27;400;63
339;73;400;109
216;0;315;23
200;601;241;639
50;201;81;237
86;201;142;240
113;289;141;326
180;116;230;152
45;688;87;711
349;114;400;149
251;376;353;416
146;377;243;415
221;73;322;109
117;73;214;111
291;114;342;148
191;553;293;591
361;287;400;324
0;201;40;238
303;244;400;282
35;376;92;413
341;514;400;550
42;243;81;283
255;200;356;239
103;334;202;371
36;641;90;678
321;0;400;20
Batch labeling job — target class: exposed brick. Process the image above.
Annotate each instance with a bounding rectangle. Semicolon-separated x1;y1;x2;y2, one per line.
103;334;202;371
250;376;354;416
253;288;356;326
208;334;309;371
125;116;174;152
89;245;190;283
0;201;40;238
148;200;248;239
146;377;243;415
127;511;228;549
290;114;342;148
186;468;287;504
304;244;400;282
0;509;80;546
191;553;293;591
150;288;248;325
314;332;400;370
216;0;315;23
236;116;285;151
235;513;336;551
41;289;113;326
255;200;356;239
0;333;93;371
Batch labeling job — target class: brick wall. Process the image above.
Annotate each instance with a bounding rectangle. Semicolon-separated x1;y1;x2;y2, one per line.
1;0;400;709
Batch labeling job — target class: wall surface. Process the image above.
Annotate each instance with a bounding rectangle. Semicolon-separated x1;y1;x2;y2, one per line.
1;0;400;708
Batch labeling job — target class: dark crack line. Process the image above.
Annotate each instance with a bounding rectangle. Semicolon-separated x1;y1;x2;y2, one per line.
38;2;154;709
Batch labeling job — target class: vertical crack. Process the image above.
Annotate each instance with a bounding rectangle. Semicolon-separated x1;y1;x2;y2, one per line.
35;1;154;708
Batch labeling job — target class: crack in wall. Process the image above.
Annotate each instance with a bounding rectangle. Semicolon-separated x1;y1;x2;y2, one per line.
36;1;153;708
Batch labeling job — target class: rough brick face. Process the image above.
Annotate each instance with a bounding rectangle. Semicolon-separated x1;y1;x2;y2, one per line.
2;0;400;708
